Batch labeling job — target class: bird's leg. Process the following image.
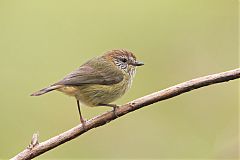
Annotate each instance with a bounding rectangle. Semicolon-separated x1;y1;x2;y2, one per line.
99;103;120;117
76;100;86;129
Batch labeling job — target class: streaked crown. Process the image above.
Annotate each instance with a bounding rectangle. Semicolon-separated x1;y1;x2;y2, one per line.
104;49;144;77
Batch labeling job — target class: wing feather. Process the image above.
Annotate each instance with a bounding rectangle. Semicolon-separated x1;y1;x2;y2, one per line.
55;58;123;86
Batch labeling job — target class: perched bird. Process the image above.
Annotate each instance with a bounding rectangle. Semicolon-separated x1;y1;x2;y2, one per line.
31;49;144;126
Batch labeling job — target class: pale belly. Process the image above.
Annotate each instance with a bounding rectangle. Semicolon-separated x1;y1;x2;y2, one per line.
57;78;131;107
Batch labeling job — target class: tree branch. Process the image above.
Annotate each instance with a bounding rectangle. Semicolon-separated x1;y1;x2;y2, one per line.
11;68;240;160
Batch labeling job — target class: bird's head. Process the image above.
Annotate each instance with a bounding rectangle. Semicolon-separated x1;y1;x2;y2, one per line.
104;49;144;76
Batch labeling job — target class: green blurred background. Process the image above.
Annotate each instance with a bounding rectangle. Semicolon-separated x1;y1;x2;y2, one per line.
0;0;238;159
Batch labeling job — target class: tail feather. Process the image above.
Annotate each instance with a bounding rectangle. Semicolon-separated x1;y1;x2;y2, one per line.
31;85;62;96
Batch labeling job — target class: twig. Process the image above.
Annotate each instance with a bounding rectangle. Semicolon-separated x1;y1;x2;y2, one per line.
27;132;39;150
11;68;240;160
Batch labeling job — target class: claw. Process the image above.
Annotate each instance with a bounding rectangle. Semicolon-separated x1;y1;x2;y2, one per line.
112;105;119;117
98;103;120;117
80;118;87;130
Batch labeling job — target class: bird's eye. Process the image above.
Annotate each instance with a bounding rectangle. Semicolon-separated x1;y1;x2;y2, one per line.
120;58;127;63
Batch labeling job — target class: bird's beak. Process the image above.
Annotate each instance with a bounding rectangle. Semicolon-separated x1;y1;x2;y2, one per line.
132;61;144;66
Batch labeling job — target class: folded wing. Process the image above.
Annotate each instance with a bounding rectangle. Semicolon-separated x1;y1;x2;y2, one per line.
55;61;123;86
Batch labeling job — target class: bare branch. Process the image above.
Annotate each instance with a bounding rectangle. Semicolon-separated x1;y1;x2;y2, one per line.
11;68;240;160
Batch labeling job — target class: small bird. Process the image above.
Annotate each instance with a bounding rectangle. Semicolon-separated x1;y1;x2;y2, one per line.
31;49;144;126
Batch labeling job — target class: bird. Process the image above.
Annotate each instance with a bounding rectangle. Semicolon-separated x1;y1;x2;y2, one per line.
31;49;144;126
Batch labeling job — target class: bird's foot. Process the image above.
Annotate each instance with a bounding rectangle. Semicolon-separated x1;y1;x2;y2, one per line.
106;104;120;117
99;103;120;117
112;105;120;118
80;117;87;130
